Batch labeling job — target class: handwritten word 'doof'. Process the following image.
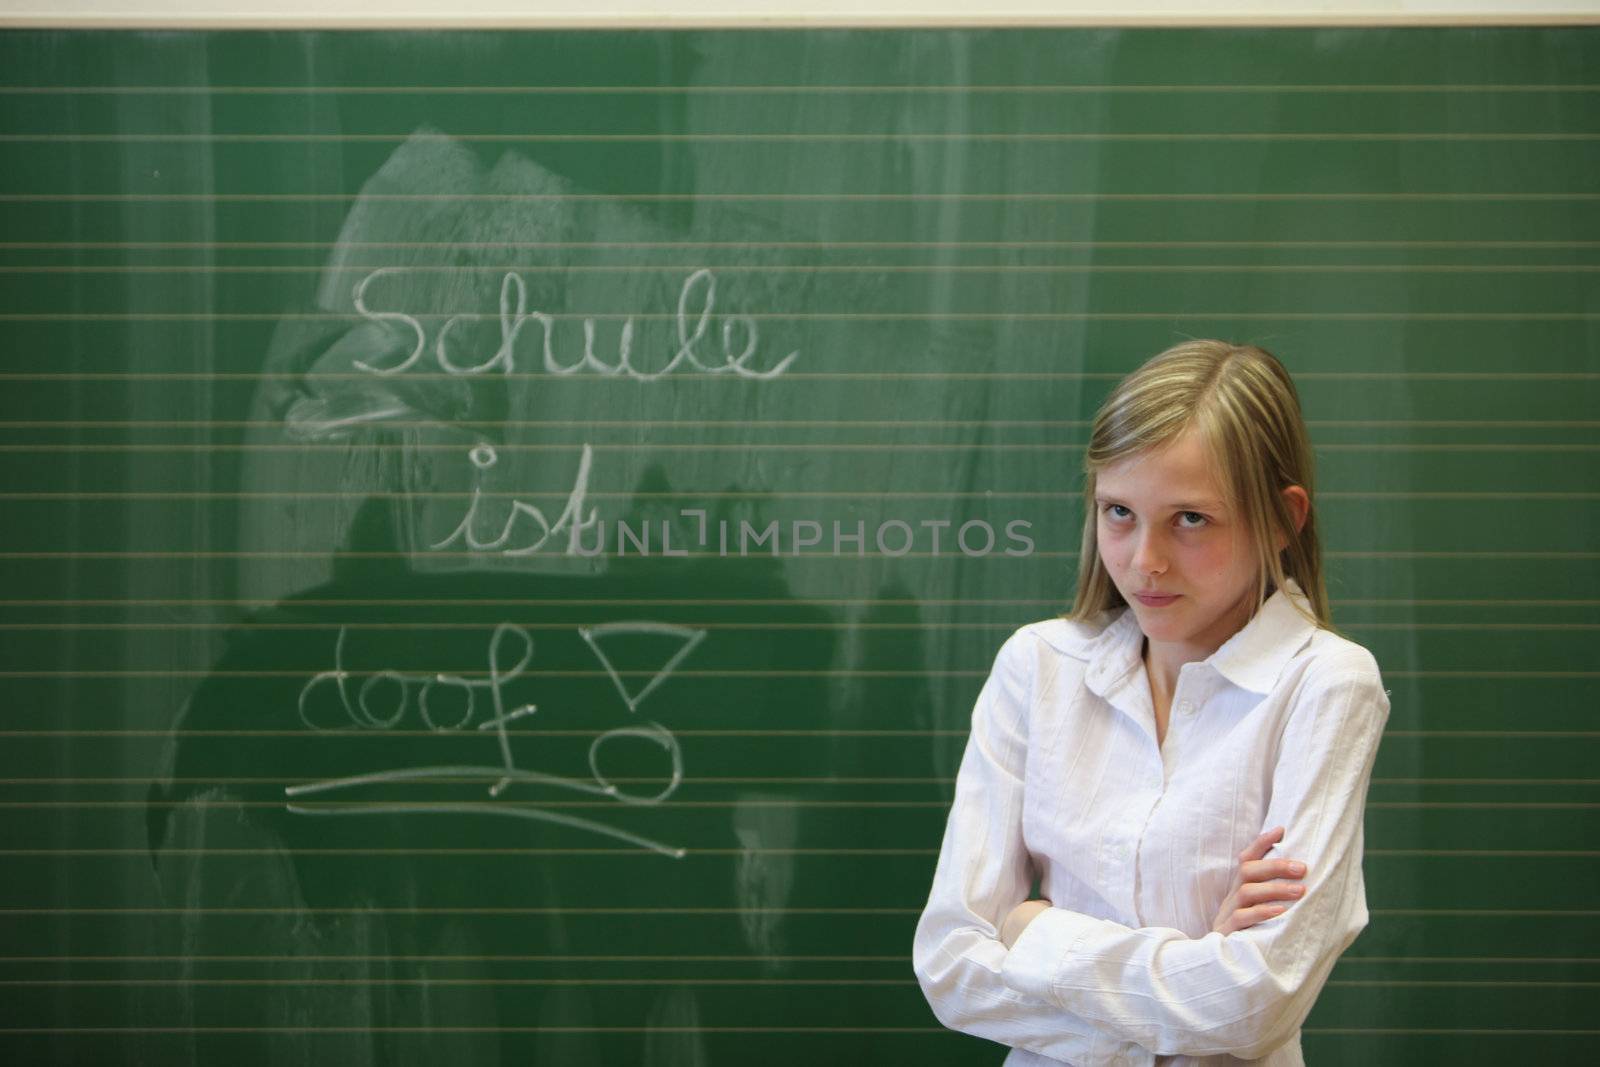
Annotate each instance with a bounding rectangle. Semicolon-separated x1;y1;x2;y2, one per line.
286;620;707;863
350;267;799;380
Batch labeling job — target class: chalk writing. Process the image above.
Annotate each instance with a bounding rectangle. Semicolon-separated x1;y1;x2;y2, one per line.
430;442;601;557
288;620;705;858
352;267;799;381
581;621;707;714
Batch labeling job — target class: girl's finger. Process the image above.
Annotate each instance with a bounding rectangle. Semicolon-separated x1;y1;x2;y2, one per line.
1238;880;1305;907
1238;825;1285;862
1235;902;1289;928
1241;856;1307;885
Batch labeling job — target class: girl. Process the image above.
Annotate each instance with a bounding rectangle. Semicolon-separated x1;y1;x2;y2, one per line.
913;340;1391;1066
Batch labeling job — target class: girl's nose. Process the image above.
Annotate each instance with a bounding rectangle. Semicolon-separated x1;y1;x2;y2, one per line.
1132;530;1166;575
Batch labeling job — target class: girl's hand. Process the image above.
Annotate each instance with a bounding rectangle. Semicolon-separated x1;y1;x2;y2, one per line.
1211;825;1308;936
1000;898;1052;949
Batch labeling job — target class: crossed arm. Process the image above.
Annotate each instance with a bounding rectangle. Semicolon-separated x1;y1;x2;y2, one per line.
912;629;1390;1063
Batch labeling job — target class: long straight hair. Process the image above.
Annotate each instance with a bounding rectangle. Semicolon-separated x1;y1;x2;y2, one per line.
1063;340;1343;639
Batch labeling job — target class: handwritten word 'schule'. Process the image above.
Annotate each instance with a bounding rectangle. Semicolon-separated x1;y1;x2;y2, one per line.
288;621;707;859
350;267;799;381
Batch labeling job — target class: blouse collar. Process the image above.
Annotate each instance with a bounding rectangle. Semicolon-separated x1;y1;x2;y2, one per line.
1081;576;1319;699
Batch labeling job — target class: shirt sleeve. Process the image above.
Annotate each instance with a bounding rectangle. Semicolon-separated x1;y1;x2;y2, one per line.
998;666;1391;1060
912;627;1157;1067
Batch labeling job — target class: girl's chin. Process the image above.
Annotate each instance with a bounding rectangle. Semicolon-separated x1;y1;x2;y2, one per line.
1132;608;1189;636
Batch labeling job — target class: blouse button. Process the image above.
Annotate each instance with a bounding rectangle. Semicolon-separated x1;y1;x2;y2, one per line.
1177;700;1196;715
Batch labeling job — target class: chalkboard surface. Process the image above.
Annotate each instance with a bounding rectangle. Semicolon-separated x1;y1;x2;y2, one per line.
1;26;1596;1065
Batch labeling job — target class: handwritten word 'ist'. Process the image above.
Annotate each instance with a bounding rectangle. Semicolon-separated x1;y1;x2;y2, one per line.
351;267;799;381
430;442;600;557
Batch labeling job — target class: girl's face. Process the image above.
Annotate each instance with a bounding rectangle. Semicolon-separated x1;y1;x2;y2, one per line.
1093;425;1267;659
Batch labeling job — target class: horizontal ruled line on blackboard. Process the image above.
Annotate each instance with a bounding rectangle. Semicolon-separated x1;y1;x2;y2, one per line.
3;195;1600;207
0;959;915;966
5;264;1600;275
7;780;967;789
12;795;1600;810
3;598;1594;608
12;851;947;857
0;492;1075;505
0;550;1071;560
6;776;1596;787
0;906;921;915
3;621;1593;632
1372;912;1600;919
0;671;1593;681
2;316;1596;327
1369;778;1591;786
0;727;978;734
2;420;1594;430
2;134;1597;144
5;240;1596;250
6;978;1596;989
0;620;1019;631
2;728;1596;736
3;908;1600;921
1276;957;1600;965
7;801;1600;812
9;134;1600;147
3;443;1597;456
1299;1030;1600;1036
0;979;928;988
0;550;1592;560
2;84;1596;94
2;371;1593;380
0;675;1593;684
1;954;1588;967
0;596;1062;606
0;671;1011;681
0;1027;1587;1036
22;314;1597;324
5;846;1599;854
16;979;928;988
0;1026;954;1034
5;492;1597;502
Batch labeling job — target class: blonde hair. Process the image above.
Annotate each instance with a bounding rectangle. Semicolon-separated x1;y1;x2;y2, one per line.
1063;339;1344;639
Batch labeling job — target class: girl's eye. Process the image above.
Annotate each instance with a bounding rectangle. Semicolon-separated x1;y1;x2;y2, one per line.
1101;505;1209;529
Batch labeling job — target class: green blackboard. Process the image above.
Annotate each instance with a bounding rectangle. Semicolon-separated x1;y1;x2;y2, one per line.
1;25;1596;1065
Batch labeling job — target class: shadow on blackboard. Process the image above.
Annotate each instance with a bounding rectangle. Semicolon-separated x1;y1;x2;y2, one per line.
144;481;855;1064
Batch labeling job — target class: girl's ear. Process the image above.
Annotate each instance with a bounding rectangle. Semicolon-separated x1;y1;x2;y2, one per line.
1276;485;1311;551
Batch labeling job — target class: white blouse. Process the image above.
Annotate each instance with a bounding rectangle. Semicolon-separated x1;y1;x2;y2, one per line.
912;578;1391;1067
